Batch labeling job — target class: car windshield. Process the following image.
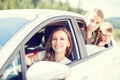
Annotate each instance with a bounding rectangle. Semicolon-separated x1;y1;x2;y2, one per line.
0;17;30;48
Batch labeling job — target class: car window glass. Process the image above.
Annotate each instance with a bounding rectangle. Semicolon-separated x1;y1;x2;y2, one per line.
0;53;22;80
0;17;29;47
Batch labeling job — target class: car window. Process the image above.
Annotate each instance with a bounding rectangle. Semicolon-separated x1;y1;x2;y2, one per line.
76;19;113;56
0;53;22;80
76;20;87;44
44;20;80;61
0;17;30;48
24;19;79;67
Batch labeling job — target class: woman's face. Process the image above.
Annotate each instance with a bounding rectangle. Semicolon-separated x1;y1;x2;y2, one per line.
85;13;103;32
51;30;70;54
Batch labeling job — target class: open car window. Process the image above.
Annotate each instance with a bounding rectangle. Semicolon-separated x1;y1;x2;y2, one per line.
76;19;114;56
24;19;79;68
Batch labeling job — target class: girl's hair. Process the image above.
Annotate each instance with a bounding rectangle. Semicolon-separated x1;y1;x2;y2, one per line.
43;27;73;61
92;28;101;44
100;22;113;33
85;8;104;21
92;22;114;44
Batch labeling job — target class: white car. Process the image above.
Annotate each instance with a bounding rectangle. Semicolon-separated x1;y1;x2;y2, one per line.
0;9;120;80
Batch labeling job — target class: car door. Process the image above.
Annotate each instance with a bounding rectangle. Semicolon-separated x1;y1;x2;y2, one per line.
0;46;26;80
66;17;120;80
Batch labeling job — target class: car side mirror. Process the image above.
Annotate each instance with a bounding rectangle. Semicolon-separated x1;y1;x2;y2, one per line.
26;61;70;80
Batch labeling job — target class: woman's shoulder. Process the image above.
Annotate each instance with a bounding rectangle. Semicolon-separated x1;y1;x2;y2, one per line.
59;57;71;64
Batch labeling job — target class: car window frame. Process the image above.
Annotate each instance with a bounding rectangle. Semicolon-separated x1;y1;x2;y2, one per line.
74;18;115;57
21;16;84;64
71;17;88;58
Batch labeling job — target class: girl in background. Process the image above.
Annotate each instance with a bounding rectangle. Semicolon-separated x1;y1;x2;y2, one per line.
93;22;114;47
84;8;104;44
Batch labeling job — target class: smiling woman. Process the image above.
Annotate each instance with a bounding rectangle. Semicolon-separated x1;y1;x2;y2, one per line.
43;27;73;64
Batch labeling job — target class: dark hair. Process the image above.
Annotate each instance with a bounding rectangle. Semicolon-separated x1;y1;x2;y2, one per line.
92;28;101;44
43;27;73;61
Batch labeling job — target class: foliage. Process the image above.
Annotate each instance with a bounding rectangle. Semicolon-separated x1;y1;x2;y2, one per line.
114;29;120;41
106;17;120;29
106;17;120;41
0;0;85;15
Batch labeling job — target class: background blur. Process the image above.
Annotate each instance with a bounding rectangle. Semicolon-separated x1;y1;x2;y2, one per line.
0;0;120;45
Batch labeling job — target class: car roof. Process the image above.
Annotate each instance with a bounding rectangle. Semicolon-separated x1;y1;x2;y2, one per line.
0;9;84;19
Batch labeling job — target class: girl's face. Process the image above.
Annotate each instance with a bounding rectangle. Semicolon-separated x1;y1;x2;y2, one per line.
85;13;103;32
100;31;112;43
52;30;70;54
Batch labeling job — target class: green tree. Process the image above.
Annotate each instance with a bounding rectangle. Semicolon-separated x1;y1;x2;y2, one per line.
0;0;85;16
19;0;34;9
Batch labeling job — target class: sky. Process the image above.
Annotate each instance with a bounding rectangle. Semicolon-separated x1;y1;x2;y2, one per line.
68;0;120;18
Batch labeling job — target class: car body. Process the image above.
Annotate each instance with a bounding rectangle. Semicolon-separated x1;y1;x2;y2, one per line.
0;9;120;80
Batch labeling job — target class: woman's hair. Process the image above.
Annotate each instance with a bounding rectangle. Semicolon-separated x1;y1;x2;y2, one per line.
92;22;114;44
85;8;104;21
43;27;73;61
